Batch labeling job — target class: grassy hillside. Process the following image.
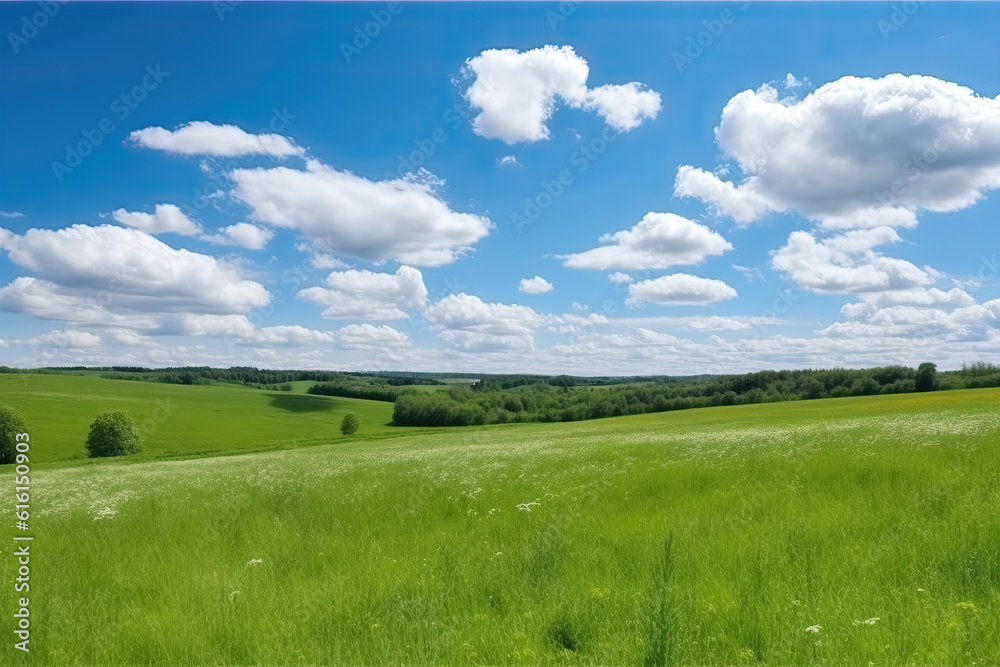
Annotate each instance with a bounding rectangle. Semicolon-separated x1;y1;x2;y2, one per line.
2;386;998;664
0;373;409;464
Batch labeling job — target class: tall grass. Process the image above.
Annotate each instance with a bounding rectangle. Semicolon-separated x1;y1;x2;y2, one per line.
2;388;999;664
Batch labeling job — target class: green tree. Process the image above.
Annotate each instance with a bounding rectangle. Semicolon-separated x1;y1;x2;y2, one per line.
340;412;360;436
914;362;938;392
85;410;142;458
802;380;824;400
0;404;29;464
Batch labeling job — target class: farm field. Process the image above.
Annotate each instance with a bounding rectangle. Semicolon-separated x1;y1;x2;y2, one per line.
1;378;998;664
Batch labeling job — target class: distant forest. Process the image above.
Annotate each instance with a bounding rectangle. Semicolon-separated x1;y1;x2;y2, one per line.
11;361;999;428
389;363;999;426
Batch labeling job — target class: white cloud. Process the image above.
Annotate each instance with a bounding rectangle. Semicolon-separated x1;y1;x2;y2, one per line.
608;272;634;284
519;276;554;294
336;324;410;350
853;287;975;309
627;274;738;306
674;165;772;224
440;330;536;352
559;212;732;270
543;310;608;333
584;82;663;132
0;210;24;219
784;73;806;89
230;160;492;266
112;204;202;236
130;121;305;157
463;45;660;144
425;292;542;351
771;227;934;294
822;288;1000;342
251;325;337;346
30;329;101;348
675;74;1000;229
732;264;765;282
159;314;336;347
298;265;427;320
688;316;754;331
498;155;519;166
107;328;156;347
295;243;351;271
202;222;275;250
425;292;542;335
0;277;133;326
0;225;269;327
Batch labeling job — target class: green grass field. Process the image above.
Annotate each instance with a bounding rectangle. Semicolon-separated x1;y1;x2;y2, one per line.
0;374;442;464
1;376;999;664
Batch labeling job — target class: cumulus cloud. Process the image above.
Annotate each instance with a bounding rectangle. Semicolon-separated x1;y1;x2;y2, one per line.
336;324;410;350
559;212;732;270
295;243;350;271
519;276;554;294
0;210;24;219
130;121;305;157
771;227;934;294
298;266;427;320
498;155;519;166
202;222;275;250
627;274;738;306
425;293;542;335
463;45;660;144
230;160;492;266
425;292;542;351
674;74;1000;229
609;272;634;284
112;204;202;236
30;329;101;348
0;225;269;327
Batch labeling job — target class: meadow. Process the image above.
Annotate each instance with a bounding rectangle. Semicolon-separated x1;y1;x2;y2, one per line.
0;373;438;464
1;376;999;664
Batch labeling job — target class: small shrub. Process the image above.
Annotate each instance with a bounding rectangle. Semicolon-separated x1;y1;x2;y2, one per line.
340;412;360;436
0;404;29;464
86;410;142;458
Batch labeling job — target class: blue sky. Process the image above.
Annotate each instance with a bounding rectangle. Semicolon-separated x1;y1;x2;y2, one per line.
1;1;999;374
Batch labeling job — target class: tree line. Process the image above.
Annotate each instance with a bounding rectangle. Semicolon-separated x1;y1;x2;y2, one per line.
390;362;998;427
